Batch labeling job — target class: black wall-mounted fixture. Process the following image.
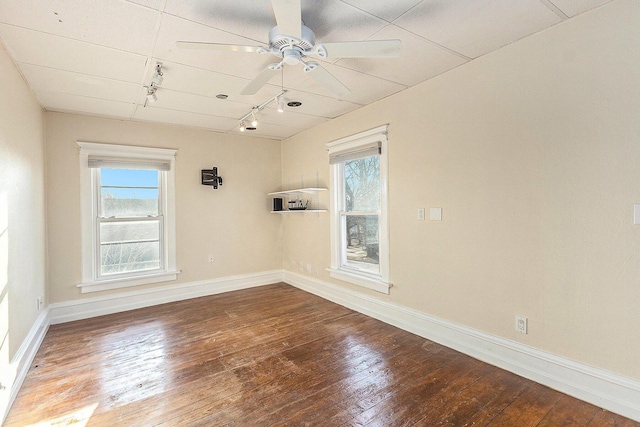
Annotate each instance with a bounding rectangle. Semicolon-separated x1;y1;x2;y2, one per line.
201;167;223;189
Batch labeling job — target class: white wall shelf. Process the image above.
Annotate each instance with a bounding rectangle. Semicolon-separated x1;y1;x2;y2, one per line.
269;187;328;213
268;187;327;196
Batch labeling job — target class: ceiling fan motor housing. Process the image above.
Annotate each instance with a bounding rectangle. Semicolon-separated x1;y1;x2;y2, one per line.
269;24;315;54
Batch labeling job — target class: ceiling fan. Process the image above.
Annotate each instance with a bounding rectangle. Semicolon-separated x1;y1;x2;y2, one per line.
176;0;401;98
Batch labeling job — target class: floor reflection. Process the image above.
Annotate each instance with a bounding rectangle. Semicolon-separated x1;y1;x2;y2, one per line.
98;320;170;407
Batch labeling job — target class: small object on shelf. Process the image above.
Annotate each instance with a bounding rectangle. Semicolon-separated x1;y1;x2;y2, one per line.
201;167;223;189
289;199;309;210
273;197;283;211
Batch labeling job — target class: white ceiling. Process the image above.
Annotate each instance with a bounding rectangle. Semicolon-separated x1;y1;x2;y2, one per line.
0;0;612;140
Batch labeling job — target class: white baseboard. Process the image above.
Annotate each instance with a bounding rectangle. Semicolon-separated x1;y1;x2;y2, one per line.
283;270;640;422
50;270;284;324
1;307;50;425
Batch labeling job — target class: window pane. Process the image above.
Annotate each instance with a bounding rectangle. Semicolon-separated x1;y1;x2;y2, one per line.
344;156;380;212
99;220;160;275
100;168;159;217
344;215;379;273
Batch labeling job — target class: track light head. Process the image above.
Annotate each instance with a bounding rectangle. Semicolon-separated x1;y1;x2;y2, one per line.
239;122;246;132
251;110;258;127
145;83;158;104
277;96;285;113
151;73;163;86
151;62;164;86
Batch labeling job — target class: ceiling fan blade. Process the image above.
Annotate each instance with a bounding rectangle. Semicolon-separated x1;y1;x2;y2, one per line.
321;39;401;58
271;0;301;39
240;66;280;95
176;41;262;53
304;62;350;98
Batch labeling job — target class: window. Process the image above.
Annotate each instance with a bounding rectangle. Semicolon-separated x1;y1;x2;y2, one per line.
327;125;390;294
78;142;178;293
98;168;161;276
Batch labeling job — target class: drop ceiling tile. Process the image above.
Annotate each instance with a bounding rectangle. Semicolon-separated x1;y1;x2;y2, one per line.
548;0;614;17
279;90;361;119
340;0;422;22
19;64;140;103
146;88;251;118
0;0;158;55
336;24;468;87
133;105;239;131
393;0;562;58
126;0;164;11
290;63;407;105
164;0;274;43
0;24;147;82
36;91;136;119
300;0;387;43
153;14;275;81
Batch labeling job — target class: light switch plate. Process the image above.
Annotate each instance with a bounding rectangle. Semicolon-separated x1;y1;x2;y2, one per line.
430;207;442;221
418;208;425;220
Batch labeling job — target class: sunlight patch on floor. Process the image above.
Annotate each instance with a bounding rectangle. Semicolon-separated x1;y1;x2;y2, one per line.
26;402;98;427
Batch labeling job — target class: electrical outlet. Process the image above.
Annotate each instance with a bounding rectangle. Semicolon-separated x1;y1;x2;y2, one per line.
208;253;214;263
515;315;528;334
37;295;44;311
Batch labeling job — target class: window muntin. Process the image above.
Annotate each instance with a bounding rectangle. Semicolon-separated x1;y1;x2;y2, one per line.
96;168;163;277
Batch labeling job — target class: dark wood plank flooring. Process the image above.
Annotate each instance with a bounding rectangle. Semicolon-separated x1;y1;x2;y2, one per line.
5;283;638;426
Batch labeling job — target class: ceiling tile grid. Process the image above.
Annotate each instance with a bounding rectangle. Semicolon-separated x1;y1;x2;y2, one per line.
0;0;615;140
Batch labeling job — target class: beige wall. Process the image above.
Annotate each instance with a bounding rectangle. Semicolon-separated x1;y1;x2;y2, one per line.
281;0;640;380
0;44;46;366
45;113;283;303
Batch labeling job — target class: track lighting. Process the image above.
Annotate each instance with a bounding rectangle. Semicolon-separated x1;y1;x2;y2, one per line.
143;62;163;107
237;90;286;132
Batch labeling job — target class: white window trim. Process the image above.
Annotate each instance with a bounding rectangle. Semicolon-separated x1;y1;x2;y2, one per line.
77;142;179;293
327;125;391;294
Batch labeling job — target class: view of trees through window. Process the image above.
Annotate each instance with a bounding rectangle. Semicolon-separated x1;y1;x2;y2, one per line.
99;168;161;276
343;155;380;272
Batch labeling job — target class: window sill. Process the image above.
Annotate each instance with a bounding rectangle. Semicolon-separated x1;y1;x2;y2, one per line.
78;270;181;293
327;268;391;294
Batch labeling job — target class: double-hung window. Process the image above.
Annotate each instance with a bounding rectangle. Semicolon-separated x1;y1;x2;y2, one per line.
78;142;178;293
327;125;390;294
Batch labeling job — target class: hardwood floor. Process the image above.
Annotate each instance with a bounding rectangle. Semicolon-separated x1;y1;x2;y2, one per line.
5;283;638;426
